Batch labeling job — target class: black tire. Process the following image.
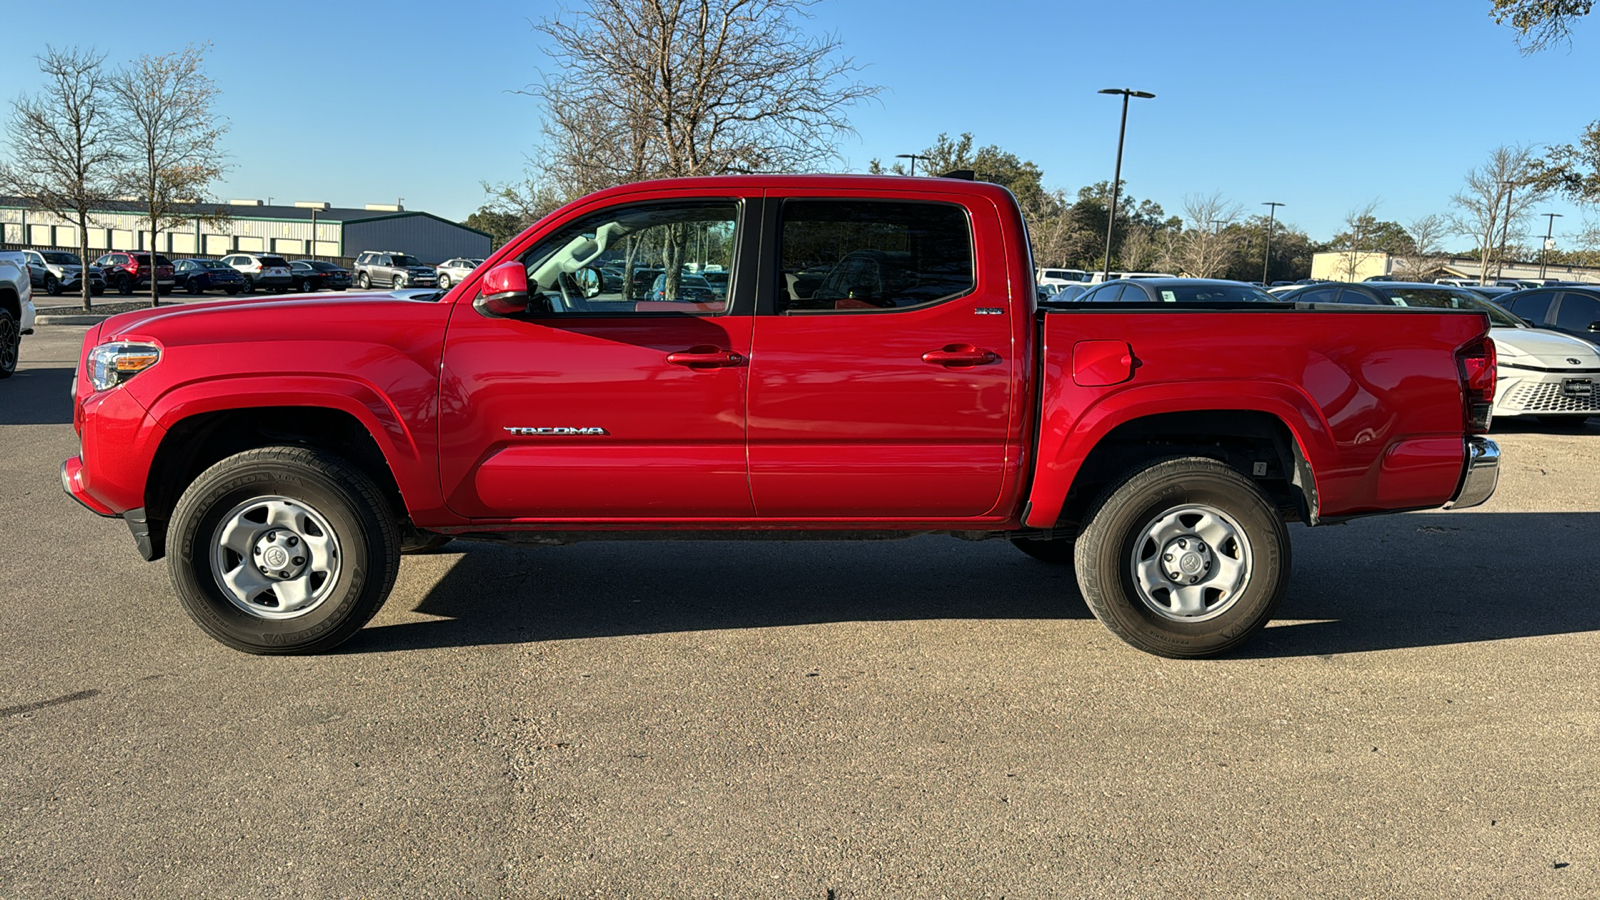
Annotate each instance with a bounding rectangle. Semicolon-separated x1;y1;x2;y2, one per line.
1011;536;1076;565
91;284;104;296
224;286;241;296
357;272;370;290
1073;457;1290;659
300;278;316;293
242;275;255;294
187;278;203;295
0;308;18;378
167;446;402;654
116;274;132;295
401;533;454;554
45;274;61;296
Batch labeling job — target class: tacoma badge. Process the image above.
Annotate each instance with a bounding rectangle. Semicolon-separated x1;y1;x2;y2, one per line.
504;426;610;436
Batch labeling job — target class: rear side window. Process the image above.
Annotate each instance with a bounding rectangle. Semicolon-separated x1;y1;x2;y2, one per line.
1295;286;1340;304
1504;290;1554;323
775;200;973;312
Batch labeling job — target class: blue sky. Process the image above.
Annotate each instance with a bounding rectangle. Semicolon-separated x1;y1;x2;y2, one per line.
2;0;1597;244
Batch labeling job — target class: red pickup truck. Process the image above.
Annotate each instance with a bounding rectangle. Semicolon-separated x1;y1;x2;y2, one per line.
61;174;1500;658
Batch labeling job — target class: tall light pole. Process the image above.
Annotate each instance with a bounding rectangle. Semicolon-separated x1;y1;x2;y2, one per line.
1539;212;1563;279
1098;88;1155;279
895;153;930;177
1261;201;1285;284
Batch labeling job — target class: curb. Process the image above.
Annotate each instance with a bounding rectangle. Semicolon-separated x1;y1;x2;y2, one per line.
36;314;111;326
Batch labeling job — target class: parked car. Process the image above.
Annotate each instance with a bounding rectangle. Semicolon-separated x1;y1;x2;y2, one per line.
649;272;717;302
1281;281;1599;426
1067;278;1281;304
218;253;293;294
1497;285;1600;348
172;259;245;296
1465;284;1518;301
22;249;103;296
699;269;730;297
434;257;484;290
289;260;351;293
352;251;438;290
92;252;176;295
1;250;35;378
63;174;1500;660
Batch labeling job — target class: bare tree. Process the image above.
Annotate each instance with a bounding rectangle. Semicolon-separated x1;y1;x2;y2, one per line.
1329;199;1383;281
1395;214;1451;282
1449;145;1548;284
1167;193;1243;278
108;44;228;306
0;47;120;310
529;0;879;190
1490;0;1594;51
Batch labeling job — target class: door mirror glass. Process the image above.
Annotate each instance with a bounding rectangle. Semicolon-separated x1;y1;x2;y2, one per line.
574;266;602;298
1589;320;1600;333
475;261;531;316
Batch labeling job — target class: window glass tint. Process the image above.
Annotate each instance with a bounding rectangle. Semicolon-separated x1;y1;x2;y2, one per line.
1505;290;1554;323
1150;284;1277;303
261;256;289;267
1295;286;1340;304
1555;293;1600;333
1081;283;1127;302
42;251;80;265
390;254;421;267
775;200;973;312
1375;287;1524;327
518;200;737;315
1332;288;1381;305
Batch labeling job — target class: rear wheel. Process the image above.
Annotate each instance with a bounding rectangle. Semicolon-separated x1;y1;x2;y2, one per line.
356;272;370;290
0;308;18;378
242;275;255;294
116;274;132;295
187;278;203;295
439;273;452;290
45;275;61;295
1074;457;1290;659
168;446;401;654
301;278;316;293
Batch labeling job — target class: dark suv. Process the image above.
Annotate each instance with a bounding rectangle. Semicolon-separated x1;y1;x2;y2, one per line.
1497;286;1600;348
91;252;176;295
352;251;438;290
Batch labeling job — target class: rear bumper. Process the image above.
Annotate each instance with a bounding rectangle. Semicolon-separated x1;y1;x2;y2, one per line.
1445;437;1499;510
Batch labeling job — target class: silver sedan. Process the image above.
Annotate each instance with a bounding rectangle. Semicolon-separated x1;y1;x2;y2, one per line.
435;257;485;290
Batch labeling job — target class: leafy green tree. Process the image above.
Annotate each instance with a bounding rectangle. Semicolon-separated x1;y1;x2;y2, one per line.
1327;217;1416;255
1221;214;1313;282
1547;120;1600;203
464;207;528;250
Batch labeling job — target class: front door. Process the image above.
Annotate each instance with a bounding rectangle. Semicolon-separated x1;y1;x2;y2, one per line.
439;197;756;520
746;194;1016;518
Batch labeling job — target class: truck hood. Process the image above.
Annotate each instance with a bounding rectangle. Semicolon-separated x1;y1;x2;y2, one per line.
1492;327;1600;368
98;289;447;342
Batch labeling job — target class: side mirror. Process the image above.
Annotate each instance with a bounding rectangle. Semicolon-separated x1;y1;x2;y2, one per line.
574;266;601;299
474;261;530;317
1588;320;1600;333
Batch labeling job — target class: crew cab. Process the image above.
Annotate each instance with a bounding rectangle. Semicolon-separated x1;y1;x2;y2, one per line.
61;175;1501;658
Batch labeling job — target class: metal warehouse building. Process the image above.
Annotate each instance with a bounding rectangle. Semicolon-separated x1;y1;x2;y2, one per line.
0;198;491;265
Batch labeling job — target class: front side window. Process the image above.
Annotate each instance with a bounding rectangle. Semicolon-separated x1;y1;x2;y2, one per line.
517;200;738;315
774;200;973;312
1555;293;1600;333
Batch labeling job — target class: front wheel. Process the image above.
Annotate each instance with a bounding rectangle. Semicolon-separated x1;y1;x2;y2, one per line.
167;446;402;654
1074;457;1290;659
0;308;18;378
392;274;406;290
45;275;62;295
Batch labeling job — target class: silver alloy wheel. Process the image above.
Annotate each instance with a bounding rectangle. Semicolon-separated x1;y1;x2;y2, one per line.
209;495;342;620
393;274;405;289
0;313;18;373
302;278;315;292
439;273;451;289
1129;503;1253;623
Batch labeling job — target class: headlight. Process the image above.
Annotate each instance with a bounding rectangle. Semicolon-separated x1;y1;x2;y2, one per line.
88;342;161;391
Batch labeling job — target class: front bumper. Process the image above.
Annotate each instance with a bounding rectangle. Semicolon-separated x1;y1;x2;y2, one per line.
1494;368;1600;417
1445;437;1499;510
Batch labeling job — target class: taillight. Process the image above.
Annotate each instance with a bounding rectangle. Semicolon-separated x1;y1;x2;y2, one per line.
1456;336;1496;434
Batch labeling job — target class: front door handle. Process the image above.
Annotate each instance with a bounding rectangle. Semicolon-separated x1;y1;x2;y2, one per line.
666;345;746;368
922;344;1000;367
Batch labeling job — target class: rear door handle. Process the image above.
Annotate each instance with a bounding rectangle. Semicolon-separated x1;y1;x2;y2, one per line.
922;344;999;367
666;345;746;368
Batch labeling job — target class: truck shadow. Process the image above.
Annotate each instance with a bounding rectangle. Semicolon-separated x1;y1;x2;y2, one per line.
0;366;75;426
347;511;1600;657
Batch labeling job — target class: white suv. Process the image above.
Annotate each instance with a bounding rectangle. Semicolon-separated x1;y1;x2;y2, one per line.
220;253;294;293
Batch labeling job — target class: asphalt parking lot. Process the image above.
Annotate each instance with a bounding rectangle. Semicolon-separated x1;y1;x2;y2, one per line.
2;322;1598;898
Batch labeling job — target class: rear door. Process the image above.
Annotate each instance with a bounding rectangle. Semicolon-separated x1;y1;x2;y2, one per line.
746;190;1016;518
1552;291;1600;344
